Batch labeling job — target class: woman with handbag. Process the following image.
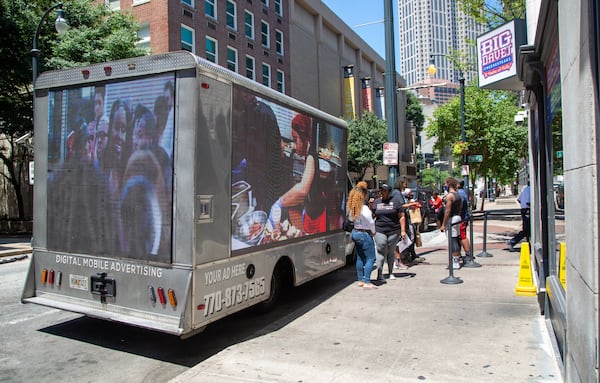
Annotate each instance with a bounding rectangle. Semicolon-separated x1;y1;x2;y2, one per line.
347;181;377;289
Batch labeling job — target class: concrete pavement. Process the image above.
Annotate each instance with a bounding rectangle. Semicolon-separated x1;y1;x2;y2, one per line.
2;197;562;382
169;197;563;383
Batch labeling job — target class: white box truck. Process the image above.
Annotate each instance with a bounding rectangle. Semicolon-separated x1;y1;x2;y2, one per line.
22;51;350;337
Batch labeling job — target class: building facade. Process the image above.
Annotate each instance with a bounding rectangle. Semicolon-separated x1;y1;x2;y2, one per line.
106;0;414;184
398;0;485;104
519;0;599;381
115;0;291;95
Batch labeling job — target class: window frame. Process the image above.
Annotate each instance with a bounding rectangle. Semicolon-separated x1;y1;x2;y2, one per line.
261;20;270;48
262;62;271;88
181;0;194;7
276;69;285;93
226;46;238;73
181;24;195;53
274;0;282;16
275;29;284;56
205;36;218;63
244;10;255;40
245;55;256;81
226;0;237;31
205;0;216;19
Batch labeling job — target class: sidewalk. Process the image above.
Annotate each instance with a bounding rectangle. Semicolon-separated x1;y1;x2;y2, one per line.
0;234;32;262
169;197;563;383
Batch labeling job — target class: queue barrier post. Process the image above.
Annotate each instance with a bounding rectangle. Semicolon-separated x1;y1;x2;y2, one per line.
462;212;482;268
441;219;463;284
476;211;493;258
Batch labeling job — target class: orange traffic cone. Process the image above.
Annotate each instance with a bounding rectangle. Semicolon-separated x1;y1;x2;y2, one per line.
515;242;536;296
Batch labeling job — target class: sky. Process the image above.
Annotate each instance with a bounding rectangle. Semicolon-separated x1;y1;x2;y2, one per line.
322;0;400;70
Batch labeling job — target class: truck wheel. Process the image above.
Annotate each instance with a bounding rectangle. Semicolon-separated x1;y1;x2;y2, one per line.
256;264;283;312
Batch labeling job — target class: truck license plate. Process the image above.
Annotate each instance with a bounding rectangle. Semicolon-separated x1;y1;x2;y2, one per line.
69;274;88;291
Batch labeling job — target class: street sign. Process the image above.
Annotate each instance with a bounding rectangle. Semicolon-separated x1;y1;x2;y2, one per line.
383;142;398;165
467;154;483;163
556;150;563;158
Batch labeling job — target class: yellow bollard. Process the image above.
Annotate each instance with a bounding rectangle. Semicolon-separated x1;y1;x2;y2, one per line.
515;242;537;296
559;242;566;289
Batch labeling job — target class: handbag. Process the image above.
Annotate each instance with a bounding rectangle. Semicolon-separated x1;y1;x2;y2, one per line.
343;215;354;232
409;208;422;224
415;232;423;247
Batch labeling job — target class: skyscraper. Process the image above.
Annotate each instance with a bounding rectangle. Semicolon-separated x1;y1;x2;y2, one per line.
398;0;486;103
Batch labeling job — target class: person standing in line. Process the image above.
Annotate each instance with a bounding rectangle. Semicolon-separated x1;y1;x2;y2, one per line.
507;182;531;251
440;177;463;270
457;181;480;267
373;183;407;282
391;179;410;269
348;181;377;289
429;190;443;229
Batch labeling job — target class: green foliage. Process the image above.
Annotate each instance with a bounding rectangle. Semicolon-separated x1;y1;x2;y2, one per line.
457;0;526;28
425;84;528;185
347;112;387;180
406;91;424;132
0;0;146;219
47;0;148;69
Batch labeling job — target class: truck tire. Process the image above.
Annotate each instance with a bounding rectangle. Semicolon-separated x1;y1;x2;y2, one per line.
255;263;285;312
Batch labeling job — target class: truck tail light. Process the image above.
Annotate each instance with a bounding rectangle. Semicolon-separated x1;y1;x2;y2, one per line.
48;270;55;285
167;289;177;307
157;287;166;305
41;269;48;284
148;286;157;303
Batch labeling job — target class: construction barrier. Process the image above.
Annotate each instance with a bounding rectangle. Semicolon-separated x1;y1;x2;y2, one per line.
515;242;537;296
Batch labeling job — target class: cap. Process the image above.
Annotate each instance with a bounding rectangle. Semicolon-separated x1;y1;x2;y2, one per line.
403;188;412;196
380;184;392;191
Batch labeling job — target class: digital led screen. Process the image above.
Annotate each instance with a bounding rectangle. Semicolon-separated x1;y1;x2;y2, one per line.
46;74;175;263
231;86;347;252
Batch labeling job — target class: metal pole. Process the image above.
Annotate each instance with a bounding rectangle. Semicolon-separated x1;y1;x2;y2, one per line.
32;3;64;87
441;220;463;284
383;0;398;187
460;73;469;198
476;212;493;257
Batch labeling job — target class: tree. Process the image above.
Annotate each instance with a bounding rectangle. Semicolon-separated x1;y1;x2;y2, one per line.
457;0;526;29
425;84;528;190
347;112;387;180
0;0;146;219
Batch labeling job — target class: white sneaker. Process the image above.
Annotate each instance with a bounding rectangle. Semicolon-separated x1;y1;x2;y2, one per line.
452;256;461;270
388;273;396;280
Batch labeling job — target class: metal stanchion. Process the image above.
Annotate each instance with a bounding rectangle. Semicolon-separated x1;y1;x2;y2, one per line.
463;213;481;267
476;211;493;258
441;220;463;284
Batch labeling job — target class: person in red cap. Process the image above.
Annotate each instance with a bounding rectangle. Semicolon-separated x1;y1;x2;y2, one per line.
269;113;326;234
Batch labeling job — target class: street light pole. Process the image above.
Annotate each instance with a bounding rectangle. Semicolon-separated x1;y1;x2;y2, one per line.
383;0;398;187
428;55;469;196
31;3;68;86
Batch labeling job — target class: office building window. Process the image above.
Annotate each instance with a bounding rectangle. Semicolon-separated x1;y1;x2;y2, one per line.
262;63;271;87
244;10;254;40
275;29;283;55
226;0;237;30
181;25;194;52
245;55;255;80
137;23;151;51
205;0;216;19
181;0;193;7
276;70;284;93
206;36;217;63
227;46;238;72
261;21;270;48
260;0;268;6
274;0;282;16
107;0;120;10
